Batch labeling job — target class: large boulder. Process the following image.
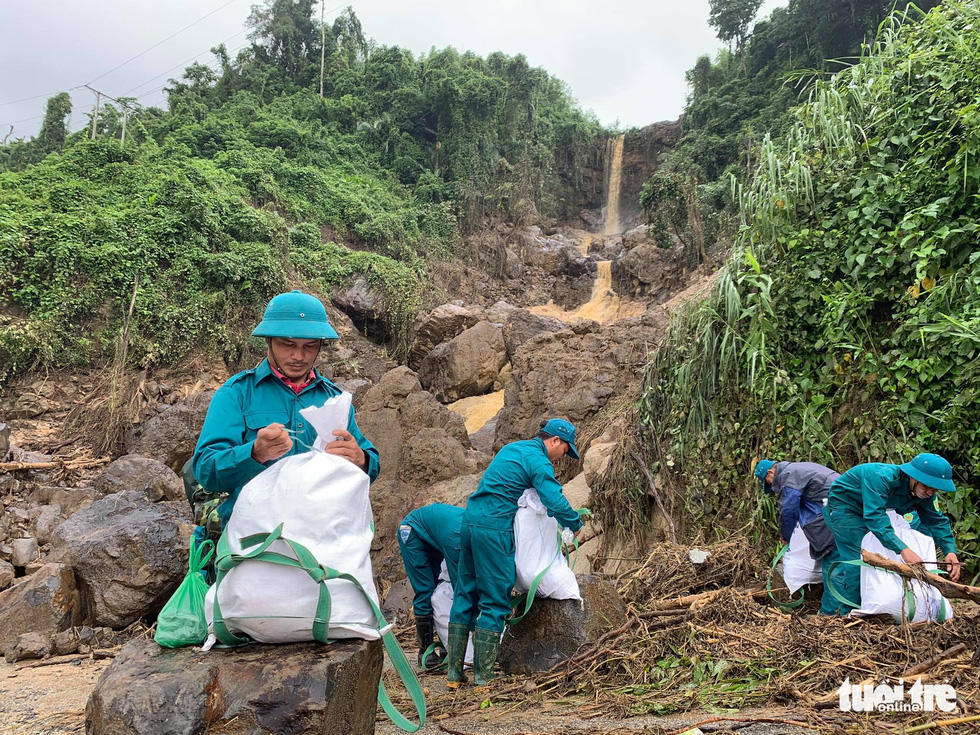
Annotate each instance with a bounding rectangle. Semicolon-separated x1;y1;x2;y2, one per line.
87;637;383;735
494;310;669;451
417;322;507;403
499;574;627;675
398;428;486;487
125;391;214;471
49;491;194;628
502;310;566;359
331;278;389;342
409;303;483;369
95;454;184;502
0;563;81;652
619;231;687;300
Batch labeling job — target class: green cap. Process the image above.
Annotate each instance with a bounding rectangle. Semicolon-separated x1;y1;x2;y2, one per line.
900;453;955;493
252;290;338;340
754;459;777;494
541;418;579;460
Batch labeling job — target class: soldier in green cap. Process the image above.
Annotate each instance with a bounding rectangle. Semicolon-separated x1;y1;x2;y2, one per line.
821;453;961;615
446;418;583;688
191;290;380;540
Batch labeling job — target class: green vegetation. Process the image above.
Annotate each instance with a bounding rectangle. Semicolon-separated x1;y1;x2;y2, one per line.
0;2;603;386
642;0;942;261
637;2;980;567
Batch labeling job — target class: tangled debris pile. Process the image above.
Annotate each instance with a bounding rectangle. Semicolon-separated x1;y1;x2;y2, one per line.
389;539;980;734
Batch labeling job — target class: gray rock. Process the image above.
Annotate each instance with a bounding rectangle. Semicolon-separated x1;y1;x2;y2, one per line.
332;278;389;342
469;414;499;455
32;485;101;517
485;300;518;324
417;322;508;402
0;563;81;652
11;537;38;567
0;423;10;460
95;454;183;502
49;491;194;627
409;303;482;369
29;504;62;545
381;577;413;624
86;637;384;735
502;310;566;359
500;574;627;675
0;560;14;590
51;628;80;656
4;631;51;663
125;391;214;471
334;378;372;408
502;248;524;279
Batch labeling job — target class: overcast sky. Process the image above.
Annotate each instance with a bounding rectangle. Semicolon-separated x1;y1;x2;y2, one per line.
0;0;785;141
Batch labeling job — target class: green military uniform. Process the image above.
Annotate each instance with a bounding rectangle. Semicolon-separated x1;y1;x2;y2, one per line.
192;358;379;527
823;458;956;615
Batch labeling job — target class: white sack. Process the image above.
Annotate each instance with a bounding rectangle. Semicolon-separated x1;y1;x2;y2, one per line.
852;510;953;623
513;488;580;600
780;524;823;595
205;449;380;643
432;562;473;664
299;391;353;450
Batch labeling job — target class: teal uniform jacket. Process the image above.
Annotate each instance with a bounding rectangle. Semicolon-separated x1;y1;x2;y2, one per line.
399;503;464;617
821;463;955;615
450;437;583;632
192;358;380;527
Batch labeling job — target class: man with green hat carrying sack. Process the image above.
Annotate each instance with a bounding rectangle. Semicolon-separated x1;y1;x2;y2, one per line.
192;290;380;535
446;418;583;688
821;453;961;616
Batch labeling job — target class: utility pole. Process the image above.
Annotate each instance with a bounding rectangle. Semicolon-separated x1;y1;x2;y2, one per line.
120;107;129;147
319;0;326;97
87;86;102;140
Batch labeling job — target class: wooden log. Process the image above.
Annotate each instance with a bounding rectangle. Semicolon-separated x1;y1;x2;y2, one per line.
630;449;678;544
648;586;766;610
0;457;110;473
901;643;968;678
861;550;980;604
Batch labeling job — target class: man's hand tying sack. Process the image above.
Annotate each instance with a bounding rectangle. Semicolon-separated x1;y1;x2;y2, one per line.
327;429;367;471
252;423;292;463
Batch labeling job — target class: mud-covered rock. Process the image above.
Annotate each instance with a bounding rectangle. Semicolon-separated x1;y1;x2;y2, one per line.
0;560;14;591
381;577;413;624
49;491;194;627
125;391;214;471
409;303;483;368
4;631;51;663
29;504;62;545
418;321;507;402
86;637;384;735
332;277;389;342
499;574;627;674
95;454;183;502
502;310;566;359
0;563;81;653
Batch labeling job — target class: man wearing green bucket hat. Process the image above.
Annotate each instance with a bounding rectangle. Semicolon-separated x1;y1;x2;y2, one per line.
446;418;583;688
192;290;380;532
821;453;960;616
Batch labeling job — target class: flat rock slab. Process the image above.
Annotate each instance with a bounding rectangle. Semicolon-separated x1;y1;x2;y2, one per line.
87;637;384;735
500;574;627;675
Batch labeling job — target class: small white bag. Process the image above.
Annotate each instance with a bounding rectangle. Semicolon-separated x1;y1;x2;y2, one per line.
852;511;954;623
431;562;474;664
205;448;381;643
513;488;580;601
780;524;823;595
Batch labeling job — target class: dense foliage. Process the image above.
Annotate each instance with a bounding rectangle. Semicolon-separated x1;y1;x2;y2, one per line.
642;0;942;258
639;2;980;569
0;3;603;386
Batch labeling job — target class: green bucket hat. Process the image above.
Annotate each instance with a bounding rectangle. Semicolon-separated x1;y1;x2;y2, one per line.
252;290;338;340
900;452;955;493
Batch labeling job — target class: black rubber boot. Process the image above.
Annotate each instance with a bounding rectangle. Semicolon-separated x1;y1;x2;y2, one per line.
446;622;470;688
415;614;445;669
473;628;501;686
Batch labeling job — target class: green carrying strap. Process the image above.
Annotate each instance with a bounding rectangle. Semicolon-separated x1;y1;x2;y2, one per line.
508;507;591;626
190;537;215;576
419;641;448;671
825;558;950;623
211;527;427;732
767;543;806;611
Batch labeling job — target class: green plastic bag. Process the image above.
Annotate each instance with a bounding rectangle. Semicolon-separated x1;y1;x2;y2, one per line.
154;536;214;648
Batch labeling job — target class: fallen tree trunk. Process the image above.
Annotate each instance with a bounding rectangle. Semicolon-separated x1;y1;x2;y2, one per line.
0;457;110;473
648;586;766;611
861;550;980;604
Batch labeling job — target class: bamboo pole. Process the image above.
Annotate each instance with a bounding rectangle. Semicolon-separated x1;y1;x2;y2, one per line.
861;550;980;604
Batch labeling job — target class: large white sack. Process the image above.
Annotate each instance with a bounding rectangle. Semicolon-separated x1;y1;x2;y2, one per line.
513;488;581;601
781;524;823;595
432;563;473;665
852;510;953;623
205;449;381;643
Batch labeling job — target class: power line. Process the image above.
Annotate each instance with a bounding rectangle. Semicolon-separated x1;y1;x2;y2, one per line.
86;0;247;86
0;87;83;109
122;31;248;96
